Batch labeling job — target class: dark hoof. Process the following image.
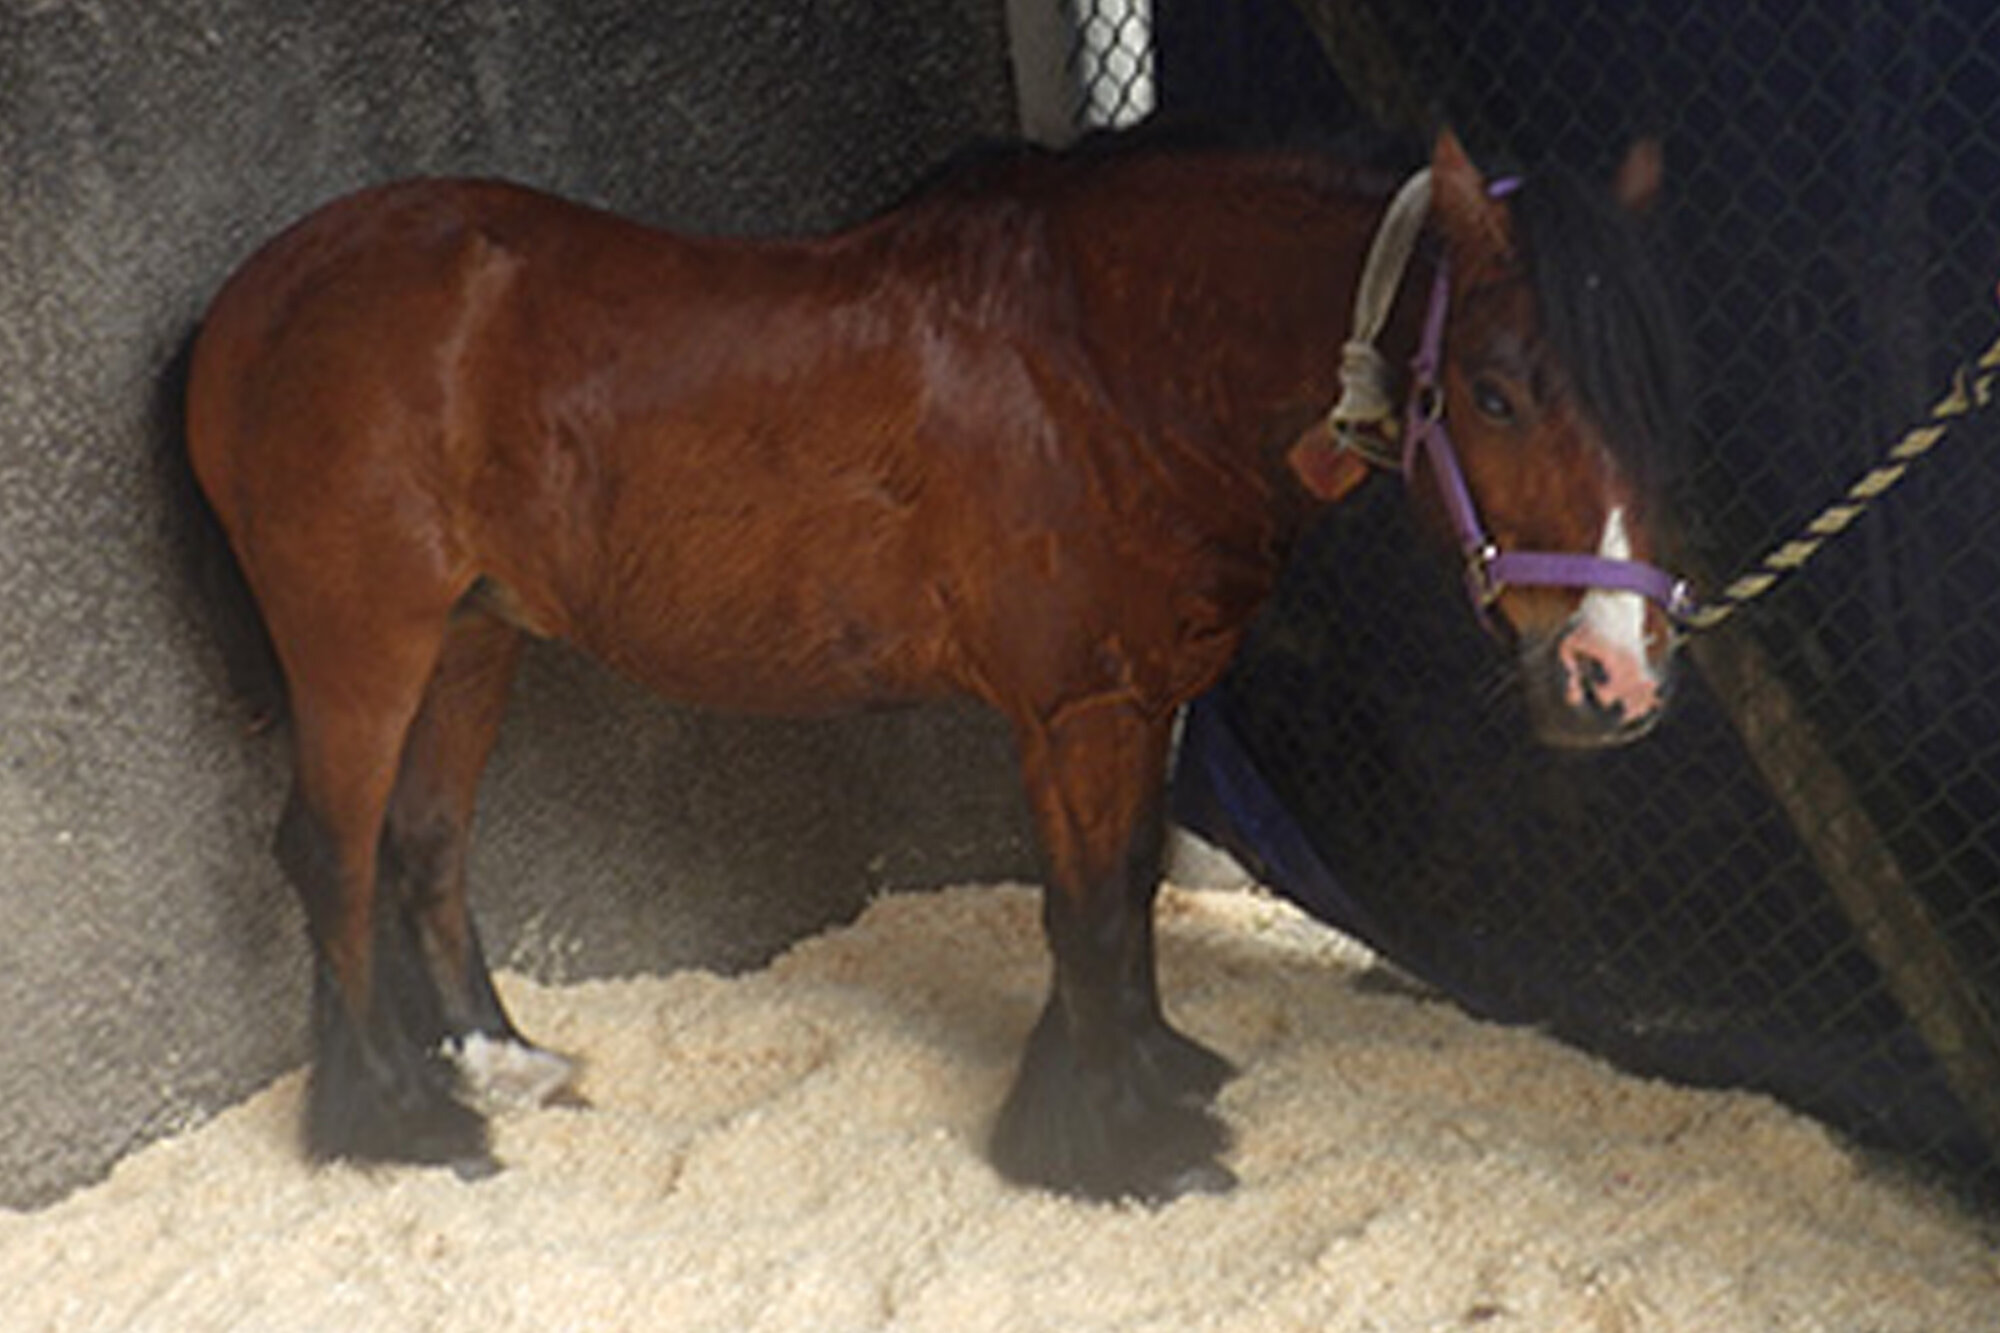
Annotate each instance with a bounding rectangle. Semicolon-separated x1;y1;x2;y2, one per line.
304;1059;491;1167
989;1003;1238;1204
1147;1020;1238;1102
304;983;492;1168
1166;1159;1238;1197
449;1151;505;1183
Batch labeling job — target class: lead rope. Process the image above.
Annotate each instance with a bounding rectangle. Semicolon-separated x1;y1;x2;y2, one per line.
1680;329;2000;631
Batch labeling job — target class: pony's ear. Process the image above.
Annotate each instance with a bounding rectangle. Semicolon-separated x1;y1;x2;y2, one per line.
1430;129;1509;263
1612;138;1665;215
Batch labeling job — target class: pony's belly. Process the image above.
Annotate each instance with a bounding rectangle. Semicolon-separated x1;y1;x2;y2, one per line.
554;593;961;719
589;650;942;718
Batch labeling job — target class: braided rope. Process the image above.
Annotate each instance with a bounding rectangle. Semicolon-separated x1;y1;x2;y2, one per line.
1682;328;2000;631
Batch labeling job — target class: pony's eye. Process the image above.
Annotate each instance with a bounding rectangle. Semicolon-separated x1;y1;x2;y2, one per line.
1471;377;1517;424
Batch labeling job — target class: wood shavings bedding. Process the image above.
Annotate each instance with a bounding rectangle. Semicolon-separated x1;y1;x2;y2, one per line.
6;885;1994;1332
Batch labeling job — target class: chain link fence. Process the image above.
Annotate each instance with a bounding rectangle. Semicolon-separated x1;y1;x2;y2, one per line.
1063;0;2000;1205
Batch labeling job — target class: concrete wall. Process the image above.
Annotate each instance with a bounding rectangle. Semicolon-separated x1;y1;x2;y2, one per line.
0;0;1035;1210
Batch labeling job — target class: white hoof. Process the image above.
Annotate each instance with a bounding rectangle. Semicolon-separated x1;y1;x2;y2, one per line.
446;1033;576;1112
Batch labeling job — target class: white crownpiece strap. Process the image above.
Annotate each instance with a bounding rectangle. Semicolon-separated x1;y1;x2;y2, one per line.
1327;167;1433;466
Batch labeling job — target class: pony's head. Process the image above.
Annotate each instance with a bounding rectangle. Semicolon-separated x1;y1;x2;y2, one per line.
1415;132;1686;749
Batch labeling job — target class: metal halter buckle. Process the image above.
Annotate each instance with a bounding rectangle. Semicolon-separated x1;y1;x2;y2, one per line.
1416;383;1446;425
1465;540;1504;609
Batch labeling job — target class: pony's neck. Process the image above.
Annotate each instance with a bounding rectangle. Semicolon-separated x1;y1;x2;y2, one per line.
1053;147;1421;530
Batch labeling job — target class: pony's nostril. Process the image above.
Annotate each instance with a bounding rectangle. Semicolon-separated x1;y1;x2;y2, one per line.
1563;647;1611;710
1577;656;1624;720
1559;625;1661;726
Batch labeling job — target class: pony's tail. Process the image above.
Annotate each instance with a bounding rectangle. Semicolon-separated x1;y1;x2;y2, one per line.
157;327;288;733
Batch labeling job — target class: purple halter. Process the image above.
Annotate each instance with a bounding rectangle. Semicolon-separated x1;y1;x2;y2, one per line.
1402;192;1693;631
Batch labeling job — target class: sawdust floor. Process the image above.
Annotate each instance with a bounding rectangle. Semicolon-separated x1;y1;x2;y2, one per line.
6;884;1995;1332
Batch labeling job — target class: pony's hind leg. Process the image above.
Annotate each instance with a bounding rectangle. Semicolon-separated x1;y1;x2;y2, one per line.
382;606;575;1113
990;699;1237;1203
273;598;492;1170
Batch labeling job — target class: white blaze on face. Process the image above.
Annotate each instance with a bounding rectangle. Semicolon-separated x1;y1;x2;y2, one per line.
1559;505;1662;722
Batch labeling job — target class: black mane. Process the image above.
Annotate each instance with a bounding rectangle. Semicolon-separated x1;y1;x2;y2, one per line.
1511;167;1686;495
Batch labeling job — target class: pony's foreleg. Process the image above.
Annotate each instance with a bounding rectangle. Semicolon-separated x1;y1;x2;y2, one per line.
274;614;490;1171
382;608;574;1112
991;698;1237;1202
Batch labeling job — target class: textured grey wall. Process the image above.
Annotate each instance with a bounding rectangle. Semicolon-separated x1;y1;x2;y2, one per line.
0;0;1031;1209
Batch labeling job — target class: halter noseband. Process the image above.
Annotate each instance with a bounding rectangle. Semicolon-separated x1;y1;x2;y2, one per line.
1333;172;1694;632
